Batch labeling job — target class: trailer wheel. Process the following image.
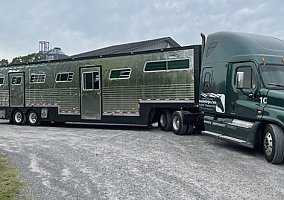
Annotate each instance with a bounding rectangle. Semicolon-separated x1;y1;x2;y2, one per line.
12;110;26;125
172;111;188;135
159;110;172;131
27;110;41;126
263;124;284;164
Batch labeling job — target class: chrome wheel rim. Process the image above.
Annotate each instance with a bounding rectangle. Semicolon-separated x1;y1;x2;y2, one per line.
264;132;273;156
29;112;37;124
14;112;22;124
172;116;180;131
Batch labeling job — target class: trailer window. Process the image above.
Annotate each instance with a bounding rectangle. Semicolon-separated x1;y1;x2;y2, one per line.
83;71;100;90
144;61;167;71
0;77;4;85
30;74;46;83
168;59;189;70
11;76;22;85
144;59;190;72
56;72;74;82
109;68;131;80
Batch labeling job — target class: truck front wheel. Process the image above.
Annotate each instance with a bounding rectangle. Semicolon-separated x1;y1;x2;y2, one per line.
263;124;284;164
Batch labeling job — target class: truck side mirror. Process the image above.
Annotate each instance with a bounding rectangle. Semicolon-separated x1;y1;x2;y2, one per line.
236;72;244;89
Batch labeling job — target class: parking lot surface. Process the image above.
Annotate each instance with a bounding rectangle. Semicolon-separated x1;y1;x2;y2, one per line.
0;119;284;200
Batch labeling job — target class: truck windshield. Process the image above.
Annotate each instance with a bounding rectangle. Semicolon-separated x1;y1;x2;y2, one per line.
259;64;284;89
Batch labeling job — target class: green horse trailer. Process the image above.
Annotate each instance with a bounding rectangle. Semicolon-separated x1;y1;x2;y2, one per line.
0;45;202;135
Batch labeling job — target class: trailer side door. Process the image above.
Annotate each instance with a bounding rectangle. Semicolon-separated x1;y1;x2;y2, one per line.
9;72;25;107
80;66;101;120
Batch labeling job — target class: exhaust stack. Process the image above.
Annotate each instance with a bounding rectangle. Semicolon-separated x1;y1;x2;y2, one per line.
200;33;206;60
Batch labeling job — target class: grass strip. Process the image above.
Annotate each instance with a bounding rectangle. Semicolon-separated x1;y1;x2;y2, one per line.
0;154;24;200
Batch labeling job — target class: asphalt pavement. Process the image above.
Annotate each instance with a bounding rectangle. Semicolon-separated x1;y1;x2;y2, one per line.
0;119;284;200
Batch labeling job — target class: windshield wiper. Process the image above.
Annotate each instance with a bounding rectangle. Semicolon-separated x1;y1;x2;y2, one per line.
267;83;284;88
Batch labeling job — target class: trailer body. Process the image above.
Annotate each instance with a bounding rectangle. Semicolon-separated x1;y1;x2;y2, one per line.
0;46;201;129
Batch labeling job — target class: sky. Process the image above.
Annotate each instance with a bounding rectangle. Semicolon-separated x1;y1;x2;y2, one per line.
1;0;284;62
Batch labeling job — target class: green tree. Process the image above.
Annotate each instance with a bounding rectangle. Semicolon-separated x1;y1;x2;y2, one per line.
0;59;8;66
10;53;42;65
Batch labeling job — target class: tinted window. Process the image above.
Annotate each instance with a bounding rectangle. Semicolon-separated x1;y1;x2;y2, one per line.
109;68;131;79
168;59;189;70
144;61;166;71
259;64;284;89
144;59;190;72
30;74;46;83
11;76;22;85
56;72;74;82
61;73;68;81
0;77;4;85
235;66;256;89
84;73;92;90
203;72;212;88
83;71;100;90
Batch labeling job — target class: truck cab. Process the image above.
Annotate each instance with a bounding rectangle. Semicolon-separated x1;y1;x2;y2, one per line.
200;32;284;163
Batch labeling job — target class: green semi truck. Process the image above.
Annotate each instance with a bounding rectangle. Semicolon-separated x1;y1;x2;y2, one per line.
1;31;284;163
200;32;284;164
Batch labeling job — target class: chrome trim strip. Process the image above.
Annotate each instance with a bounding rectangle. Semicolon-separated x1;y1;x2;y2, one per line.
203;131;247;143
228;119;254;129
139;100;195;104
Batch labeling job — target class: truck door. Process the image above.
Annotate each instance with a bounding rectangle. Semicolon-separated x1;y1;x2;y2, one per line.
80;66;101;120
224;62;260;140
9;72;25;107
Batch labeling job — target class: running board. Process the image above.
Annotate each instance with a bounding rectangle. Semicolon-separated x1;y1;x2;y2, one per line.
202;131;253;148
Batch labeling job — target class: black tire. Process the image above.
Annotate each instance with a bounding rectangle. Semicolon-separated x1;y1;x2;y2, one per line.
27;110;41;126
159;110;172;131
172;111;188;135
263;124;284;164
186;124;194;135
12;110;26;125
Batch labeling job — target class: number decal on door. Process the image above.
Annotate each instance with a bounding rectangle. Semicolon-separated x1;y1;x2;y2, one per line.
260;97;268;104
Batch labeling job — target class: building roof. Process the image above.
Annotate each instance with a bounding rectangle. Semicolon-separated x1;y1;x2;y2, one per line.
71;37;180;58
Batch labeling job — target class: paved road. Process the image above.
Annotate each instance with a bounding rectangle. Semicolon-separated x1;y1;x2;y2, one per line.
0;119;284;200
